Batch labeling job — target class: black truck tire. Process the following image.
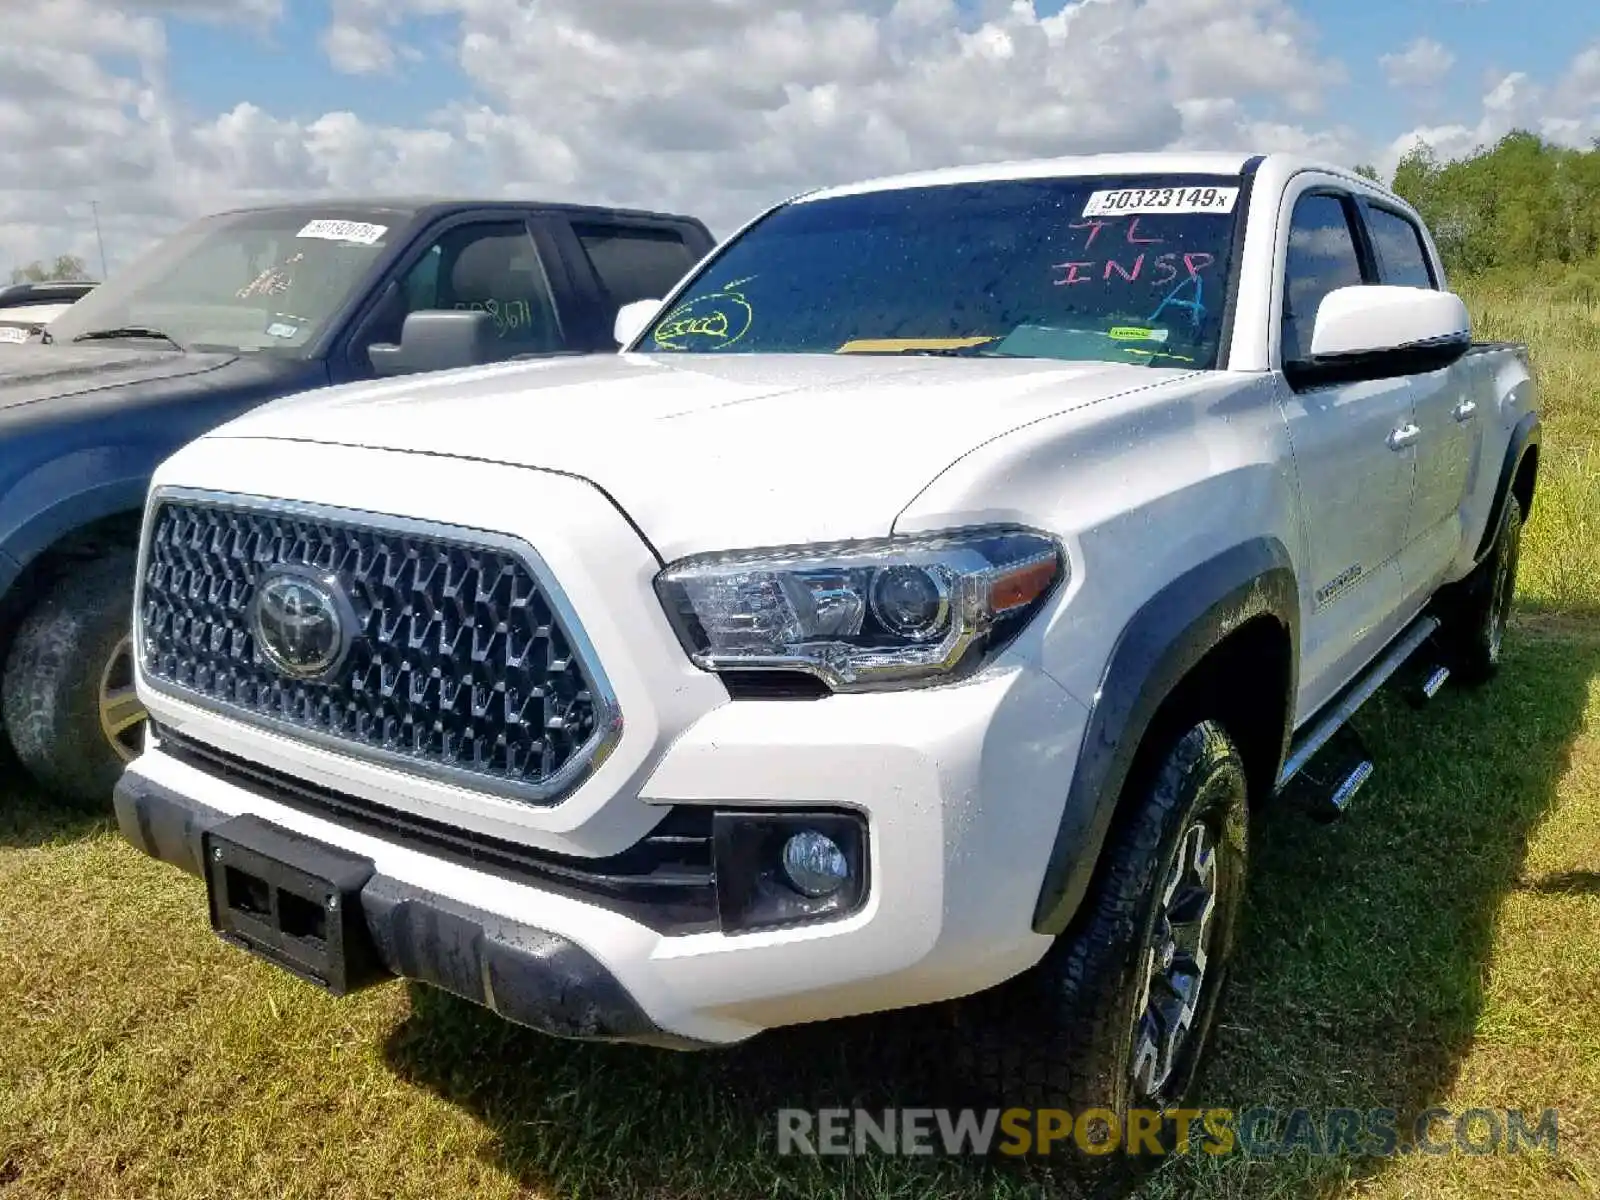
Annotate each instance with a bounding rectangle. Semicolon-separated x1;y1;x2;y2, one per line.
953;719;1249;1156
1443;493;1524;685
2;551;147;803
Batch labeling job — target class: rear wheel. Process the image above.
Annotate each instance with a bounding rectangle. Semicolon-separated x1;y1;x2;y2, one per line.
2;551;147;803
1444;494;1523;684
952;719;1249;1156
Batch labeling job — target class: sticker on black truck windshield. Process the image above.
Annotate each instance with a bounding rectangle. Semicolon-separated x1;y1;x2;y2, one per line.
1082;187;1238;217
296;219;388;245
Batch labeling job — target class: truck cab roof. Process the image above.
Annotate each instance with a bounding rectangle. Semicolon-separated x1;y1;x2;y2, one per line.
206;197;714;235
795;151;1405;208
0;281;99;308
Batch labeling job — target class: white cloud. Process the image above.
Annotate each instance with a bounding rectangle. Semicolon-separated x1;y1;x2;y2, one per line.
320;22;399;75
425;0;1346;229
127;0;284;21
1385;41;1600;174
2;0;1357;275
0;3;1586;281
1380;37;1454;90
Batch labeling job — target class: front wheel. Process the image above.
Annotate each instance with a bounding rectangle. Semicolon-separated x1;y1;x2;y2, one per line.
953;719;1249;1149
2;551;147;803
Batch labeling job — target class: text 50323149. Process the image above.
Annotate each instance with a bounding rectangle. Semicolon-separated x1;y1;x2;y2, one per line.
1082;187;1239;217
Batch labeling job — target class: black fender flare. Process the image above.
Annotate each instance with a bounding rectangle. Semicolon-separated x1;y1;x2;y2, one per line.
1472;410;1541;564
0;477;150;622
1031;537;1299;936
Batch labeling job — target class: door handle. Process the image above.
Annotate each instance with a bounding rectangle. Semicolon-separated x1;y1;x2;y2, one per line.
1452;399;1478;422
1387;423;1421;451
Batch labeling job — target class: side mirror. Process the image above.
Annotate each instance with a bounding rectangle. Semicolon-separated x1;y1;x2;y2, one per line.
1292;285;1471;385
369;309;497;377
613;298;663;349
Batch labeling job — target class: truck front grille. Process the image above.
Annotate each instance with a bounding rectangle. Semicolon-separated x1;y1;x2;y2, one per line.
137;495;616;805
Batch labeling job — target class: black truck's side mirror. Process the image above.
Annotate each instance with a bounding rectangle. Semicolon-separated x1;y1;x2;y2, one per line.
368;309;497;377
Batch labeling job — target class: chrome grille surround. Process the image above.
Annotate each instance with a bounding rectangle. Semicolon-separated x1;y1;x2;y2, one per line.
134;487;622;806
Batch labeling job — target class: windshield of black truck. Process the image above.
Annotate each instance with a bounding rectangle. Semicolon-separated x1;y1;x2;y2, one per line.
638;175;1243;368
46;207;415;354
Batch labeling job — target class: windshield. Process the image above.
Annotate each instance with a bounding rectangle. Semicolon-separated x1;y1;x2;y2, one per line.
638;174;1244;369
46;207;415;354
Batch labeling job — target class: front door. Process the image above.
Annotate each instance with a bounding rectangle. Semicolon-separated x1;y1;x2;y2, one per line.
339;215;572;381
1274;188;1417;719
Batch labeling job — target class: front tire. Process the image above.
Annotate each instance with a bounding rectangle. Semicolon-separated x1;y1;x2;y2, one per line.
2;551;147;803
954;719;1249;1149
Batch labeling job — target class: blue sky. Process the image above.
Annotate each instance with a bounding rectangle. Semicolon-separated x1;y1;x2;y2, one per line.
164;2;467;125
1311;0;1588;136
161;0;1595;149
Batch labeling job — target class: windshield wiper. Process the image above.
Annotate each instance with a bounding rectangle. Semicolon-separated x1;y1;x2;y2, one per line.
71;326;185;350
843;344;1000;358
889;345;996;357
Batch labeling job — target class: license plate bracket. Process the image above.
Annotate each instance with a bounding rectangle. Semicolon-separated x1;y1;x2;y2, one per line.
202;814;387;995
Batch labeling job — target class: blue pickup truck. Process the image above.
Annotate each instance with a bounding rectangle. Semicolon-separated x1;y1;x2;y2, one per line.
0;198;716;801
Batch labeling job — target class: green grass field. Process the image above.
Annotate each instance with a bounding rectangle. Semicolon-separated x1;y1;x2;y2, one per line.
2;286;1597;1200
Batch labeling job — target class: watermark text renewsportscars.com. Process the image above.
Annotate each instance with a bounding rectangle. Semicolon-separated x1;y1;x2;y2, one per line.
774;1106;1561;1158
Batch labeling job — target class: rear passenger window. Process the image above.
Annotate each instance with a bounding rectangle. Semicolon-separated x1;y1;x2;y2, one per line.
1281;193;1365;364
1366;206;1436;289
573;224;698;309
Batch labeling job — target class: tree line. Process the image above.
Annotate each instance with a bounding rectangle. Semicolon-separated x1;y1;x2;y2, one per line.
1362;131;1600;294
9;254;93;285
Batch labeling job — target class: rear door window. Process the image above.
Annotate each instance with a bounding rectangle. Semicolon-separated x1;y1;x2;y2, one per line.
1365;206;1437;289
572;223;699;309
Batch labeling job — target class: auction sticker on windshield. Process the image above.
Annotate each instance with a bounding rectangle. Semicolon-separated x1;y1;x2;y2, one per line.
1082;187;1238;217
296;219;388;245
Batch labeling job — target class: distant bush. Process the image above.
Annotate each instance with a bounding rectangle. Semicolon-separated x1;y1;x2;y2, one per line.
1387;131;1600;283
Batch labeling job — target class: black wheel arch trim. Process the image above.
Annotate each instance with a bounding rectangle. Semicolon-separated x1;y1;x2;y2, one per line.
1030;537;1299;936
1473;409;1541;564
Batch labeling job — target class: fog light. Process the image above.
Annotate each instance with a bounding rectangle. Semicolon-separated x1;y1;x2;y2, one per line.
780;830;850;897
713;810;868;933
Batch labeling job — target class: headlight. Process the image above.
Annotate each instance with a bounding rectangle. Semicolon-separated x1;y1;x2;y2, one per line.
654;527;1065;692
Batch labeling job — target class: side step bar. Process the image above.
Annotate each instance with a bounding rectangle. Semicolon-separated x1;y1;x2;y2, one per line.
1276;615;1442;793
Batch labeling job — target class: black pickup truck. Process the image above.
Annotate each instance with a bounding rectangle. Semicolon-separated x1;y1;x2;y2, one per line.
0;198;716;801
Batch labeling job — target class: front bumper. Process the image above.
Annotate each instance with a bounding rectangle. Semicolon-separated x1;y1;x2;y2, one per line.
118;654;1088;1046
114;768;702;1048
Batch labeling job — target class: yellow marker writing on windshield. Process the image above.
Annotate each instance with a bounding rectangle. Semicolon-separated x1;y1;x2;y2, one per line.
1120;346;1195;363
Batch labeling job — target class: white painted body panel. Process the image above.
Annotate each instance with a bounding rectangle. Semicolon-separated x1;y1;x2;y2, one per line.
0;301;75;341
124;151;1535;1041
214;352;1198;563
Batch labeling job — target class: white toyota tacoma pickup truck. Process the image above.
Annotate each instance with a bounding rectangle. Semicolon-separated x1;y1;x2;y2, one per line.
114;152;1539;1126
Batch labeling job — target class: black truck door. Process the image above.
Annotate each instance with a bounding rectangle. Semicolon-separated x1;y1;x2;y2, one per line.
328;209;585;384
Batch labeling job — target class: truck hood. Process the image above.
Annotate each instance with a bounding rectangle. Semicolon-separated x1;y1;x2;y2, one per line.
213;352;1196;559
0;343;238;413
